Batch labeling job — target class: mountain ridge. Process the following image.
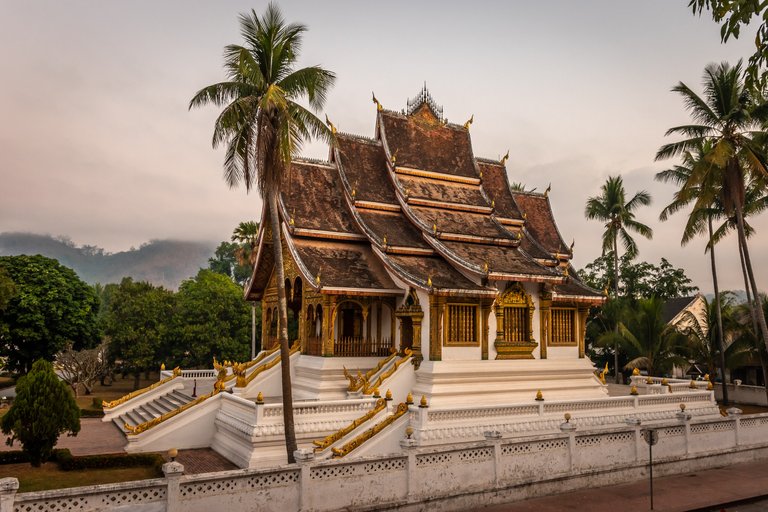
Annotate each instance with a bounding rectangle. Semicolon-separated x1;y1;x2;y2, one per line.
0;232;216;290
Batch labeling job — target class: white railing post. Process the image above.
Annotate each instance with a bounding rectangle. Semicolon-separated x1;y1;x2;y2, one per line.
484;430;503;489
162;461;184;512
400;435;418;501
728;408;742;446
0;478;18;512
294;448;314;512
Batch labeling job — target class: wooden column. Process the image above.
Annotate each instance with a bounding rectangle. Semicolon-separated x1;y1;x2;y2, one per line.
578;305;589;359
539;296;551;360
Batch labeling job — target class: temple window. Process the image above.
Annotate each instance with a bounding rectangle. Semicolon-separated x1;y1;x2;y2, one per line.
503;305;529;343
339;302;364;339
550;307;576;345
446;303;478;345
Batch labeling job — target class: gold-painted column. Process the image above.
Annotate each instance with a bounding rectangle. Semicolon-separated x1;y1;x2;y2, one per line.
494;302;504;343
481;301;492;360
429;295;443;361
578;305;589;359
322;296;335;356
539;296;551;360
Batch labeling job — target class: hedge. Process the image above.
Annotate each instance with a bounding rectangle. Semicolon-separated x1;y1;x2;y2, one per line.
1;448;164;474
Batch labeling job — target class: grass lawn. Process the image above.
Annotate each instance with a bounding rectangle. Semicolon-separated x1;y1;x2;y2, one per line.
74;372;161;412
0;462;161;492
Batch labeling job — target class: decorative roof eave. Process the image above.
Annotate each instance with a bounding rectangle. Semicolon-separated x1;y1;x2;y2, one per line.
436;232;519;247
407;197;492;215
384;246;435;256
489;272;566;284
372;246;496;297
320;287;404;297
354;201;401;212
534;258;561;267
395;166;480;185
552;293;606;305
244;202;270;301
512;190;572;257
291;228;367;242
496;217;525;227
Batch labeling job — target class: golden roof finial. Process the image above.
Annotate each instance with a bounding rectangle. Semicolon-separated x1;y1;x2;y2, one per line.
500;150;510;166
372;91;382;112
483;261;489;273
491;199;495;209
563;267;569;277
522;212;527;220
426;275;433;288
315;271;321;286
463;114;474;130
382;234;388;248
289;208;296;226
544;183;551;198
351;188;356;199
391;149;398;165
325;114;337;135
570;239;575;252
432;223;438;235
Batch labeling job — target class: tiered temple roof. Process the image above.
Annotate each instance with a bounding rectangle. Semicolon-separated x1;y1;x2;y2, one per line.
245;89;603;303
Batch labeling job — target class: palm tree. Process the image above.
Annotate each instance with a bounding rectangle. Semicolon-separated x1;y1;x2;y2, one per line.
681;293;737;379
656;143;730;402
618;297;690;377
585;175;653;382
728;294;768;401
231;220;260;267
656;60;768;355
190;4;335;463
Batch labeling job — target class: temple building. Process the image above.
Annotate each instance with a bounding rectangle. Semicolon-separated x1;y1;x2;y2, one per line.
101;88;720;467
245;86;605;405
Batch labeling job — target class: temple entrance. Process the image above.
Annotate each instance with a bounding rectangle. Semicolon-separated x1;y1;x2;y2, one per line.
340;303;363;339
400;317;414;352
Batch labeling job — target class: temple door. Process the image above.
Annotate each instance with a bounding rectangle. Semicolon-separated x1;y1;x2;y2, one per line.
400;317;414;352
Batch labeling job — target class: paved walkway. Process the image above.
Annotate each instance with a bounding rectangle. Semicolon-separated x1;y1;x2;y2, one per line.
480;458;768;512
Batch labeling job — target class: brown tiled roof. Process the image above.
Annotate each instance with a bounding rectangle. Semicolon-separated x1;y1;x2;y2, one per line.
356;209;431;249
398;175;487;206
439;241;560;278
380;107;477;178
383;253;489;292
552;268;604;302
477;161;523;220
291;238;397;292
520;235;554;261
410;206;510;239
244;210;275;301
335;135;398;204
281;161;361;235
512;192;570;255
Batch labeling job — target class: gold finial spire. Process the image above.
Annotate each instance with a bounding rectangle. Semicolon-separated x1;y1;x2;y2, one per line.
382;234;388;248
522;212;527;220
500;150;510;166
325;114;337;135
372;91;382;111
544;183;551;197
351;188;356;199
426;275;433;288
483;261;489;273
563;267;569;277
570;239;575;252
463;114;474;129
432;223;438;235
491;199;495;209
391;149;398;165
315;271;321;286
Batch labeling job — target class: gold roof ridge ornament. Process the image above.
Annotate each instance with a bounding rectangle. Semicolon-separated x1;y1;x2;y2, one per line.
544;183;551;198
463;114;474;130
325;114;337;135
315;270;321;287
372;91;383;112
426;275;433;288
391;149;399;165
570;239;575;252
500;150;509;166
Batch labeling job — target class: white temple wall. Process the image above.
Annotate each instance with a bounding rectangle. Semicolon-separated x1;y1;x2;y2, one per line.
488;312;498;359
416;289;431;360
442;345;481;360
547;346;579;359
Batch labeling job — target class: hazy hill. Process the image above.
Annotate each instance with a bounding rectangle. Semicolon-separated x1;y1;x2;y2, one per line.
0;232;216;289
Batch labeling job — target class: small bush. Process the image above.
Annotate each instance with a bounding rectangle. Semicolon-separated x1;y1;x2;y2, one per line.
91;397;104;409
0;448;68;465
79;409;104;418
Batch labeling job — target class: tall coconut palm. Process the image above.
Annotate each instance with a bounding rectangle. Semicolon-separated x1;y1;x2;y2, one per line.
585;175;653;382
656;143;730;403
231;220;260;267
190;4;335;463
656;60;768;355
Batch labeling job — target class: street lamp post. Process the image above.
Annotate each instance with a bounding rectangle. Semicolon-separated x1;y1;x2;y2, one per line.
641;428;659;510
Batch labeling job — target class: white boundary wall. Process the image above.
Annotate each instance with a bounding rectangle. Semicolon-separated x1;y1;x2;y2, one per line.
4;412;768;512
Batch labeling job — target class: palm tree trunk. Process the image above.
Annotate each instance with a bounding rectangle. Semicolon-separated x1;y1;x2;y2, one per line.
708;215;728;405
738;238;760;338
613;230;620;384
735;207;768;354
268;192;297;464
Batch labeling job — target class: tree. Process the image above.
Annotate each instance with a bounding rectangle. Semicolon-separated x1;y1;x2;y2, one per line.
0;267;15;312
681;293;739;381
1;359;80;466
190;4;335;463
0;255;100;374
688;1;768;85
56;341;109;396
209;241;252;284
612;297;690;376
656;61;768;358
168;270;254;368
103;278;174;390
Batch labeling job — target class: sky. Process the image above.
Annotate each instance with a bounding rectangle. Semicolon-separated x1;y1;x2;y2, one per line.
1;1;766;294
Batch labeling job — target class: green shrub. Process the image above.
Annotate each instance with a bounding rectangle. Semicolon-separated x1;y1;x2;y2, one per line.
55;450;164;473
91;397;104;409
79;409;104;418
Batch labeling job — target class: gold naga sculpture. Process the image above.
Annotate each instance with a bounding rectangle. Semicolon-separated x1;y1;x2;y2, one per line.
103;366;182;409
598;362;609;384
